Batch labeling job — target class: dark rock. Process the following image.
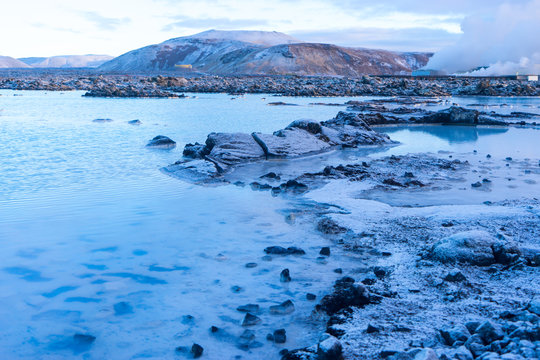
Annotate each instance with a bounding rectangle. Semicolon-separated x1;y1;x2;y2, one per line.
280;269;291;282
113;301;133;315
274;329;286;344
334;268;343;274
242;313;261;326
318;218;347;234
317;335;344;360
476;321;504;344
191;343;204;358
270;300;295;315
420;106;479;125
367;324;380;333
231;285;243;293
127;119;141;125
146;135;176;149
441;324;471;346
492;242;521;265
260;172;281;180
471;182;482;188
320;247;331;256
183;142;209;159
444;270;467;283
245;262;258;268
237;304;260;313
264;246;306;255
306;293;317;301
319;277;378;315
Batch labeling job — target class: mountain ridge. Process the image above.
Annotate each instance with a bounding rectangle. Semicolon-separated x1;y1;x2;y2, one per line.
99;30;432;76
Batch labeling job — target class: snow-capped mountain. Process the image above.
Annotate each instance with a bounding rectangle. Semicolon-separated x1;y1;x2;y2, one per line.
18;55;113;68
99;30;431;75
0;56;31;68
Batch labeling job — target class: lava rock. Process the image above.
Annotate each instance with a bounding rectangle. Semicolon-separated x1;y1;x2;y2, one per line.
146;135;176;149
317;335;344;360
274;329;287;344
270;300;295;315
280;269;292;282
320;247;331;256
191;343;204;358
430;230;498;266
237;304;260;313
242;313;261;326
319;277;378;315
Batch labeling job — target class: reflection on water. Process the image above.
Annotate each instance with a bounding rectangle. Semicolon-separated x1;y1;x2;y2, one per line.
381;125;509;144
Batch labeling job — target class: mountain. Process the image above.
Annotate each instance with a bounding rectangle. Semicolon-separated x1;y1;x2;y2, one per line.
99;30;431;76
0;56;31;68
18;55;113;68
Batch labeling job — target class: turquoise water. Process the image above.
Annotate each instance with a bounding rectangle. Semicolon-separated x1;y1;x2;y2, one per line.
0;91;539;359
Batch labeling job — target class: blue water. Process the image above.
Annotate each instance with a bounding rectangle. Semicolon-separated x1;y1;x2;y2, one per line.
0;91;539;359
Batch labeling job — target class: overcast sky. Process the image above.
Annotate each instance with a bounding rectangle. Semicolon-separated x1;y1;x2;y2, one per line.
0;0;532;58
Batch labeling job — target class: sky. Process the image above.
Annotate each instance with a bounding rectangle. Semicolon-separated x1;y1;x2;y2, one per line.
0;0;534;58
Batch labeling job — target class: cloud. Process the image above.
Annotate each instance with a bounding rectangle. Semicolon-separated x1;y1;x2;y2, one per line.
80;11;131;31
290;28;460;52
331;0;533;15
163;17;269;32
426;0;540;74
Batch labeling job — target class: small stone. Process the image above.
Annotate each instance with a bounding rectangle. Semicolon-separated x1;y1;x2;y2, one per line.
382;251;392;257
270;300;295;315
242;313;261;326
440;324;470;346
210;326;219;333
442;222;454;227
367;324;380;333
476;320;504;344
444;270;467;283
245;262;258;268
471;182;482;188
127;119;141;125
280;269;291;282
231;285;243;293
240;329;255;341
320;247;331;256
146;135;176;149
318;335;343;360
191;343;203;358
113;301;133;315
486;154;492;158
404;172;414;178
334;268;343;274
266;333;274;341
362;278;377;285
279;349;289;356
237;304;260;313
306;293;317;301
274;329;286;344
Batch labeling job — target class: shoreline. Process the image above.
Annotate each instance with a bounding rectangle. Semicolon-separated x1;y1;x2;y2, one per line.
1;72;539;97
165;101;540;359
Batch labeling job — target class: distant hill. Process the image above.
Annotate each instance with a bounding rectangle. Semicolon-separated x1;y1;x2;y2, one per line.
18;55;113;68
0;56;31;68
99;30;431;76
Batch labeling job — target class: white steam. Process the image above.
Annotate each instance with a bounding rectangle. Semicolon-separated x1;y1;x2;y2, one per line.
426;0;540;75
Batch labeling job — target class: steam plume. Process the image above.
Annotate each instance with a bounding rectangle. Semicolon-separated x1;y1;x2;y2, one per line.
426;0;540;75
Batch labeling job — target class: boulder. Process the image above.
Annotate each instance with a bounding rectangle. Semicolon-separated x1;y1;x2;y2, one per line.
317;335;344;360
430;231;498;266
319;277;377;315
146;135;176;149
420;107;479;125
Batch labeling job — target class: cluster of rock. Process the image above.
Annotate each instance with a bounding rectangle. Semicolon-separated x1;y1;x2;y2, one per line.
344;100;540;127
384;303;540;360
1;71;539;97
83;84;182;98
175;112;392;175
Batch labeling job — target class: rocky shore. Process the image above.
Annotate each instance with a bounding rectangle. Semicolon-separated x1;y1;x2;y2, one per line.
1;70;539;97
163;101;539;360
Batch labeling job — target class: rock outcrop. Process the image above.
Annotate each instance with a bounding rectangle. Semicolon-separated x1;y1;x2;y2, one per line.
174;112;392;177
